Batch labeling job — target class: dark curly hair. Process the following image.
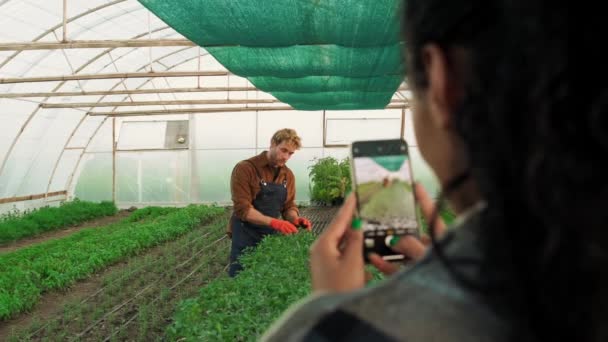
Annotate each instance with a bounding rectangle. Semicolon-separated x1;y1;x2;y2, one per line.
404;1;606;341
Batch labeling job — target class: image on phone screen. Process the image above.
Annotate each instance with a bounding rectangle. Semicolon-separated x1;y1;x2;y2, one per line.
352;141;419;260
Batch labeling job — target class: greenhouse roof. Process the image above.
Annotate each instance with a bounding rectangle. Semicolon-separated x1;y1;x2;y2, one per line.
0;0;409;110
0;0;416;208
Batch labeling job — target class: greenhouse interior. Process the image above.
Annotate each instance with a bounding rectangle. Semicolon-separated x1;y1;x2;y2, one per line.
0;0;441;340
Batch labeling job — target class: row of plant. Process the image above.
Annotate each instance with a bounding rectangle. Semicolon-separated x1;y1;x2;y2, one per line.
167;231;316;341
167;203;456;341
0;204;225;320
0;199;117;244
7;215;231;341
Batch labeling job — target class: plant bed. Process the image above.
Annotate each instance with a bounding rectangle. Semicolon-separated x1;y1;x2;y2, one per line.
0;200;117;245
2;215;231;342
0;205;224;320
167;232;315;341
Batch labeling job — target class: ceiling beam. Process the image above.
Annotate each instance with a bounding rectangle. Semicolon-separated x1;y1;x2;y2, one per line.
0;71;230;84
41;98;408;108
88;103;409;117
41;98;280;108
0;39;196;51
0;86;257;99
0;86;409;99
89;106;293;116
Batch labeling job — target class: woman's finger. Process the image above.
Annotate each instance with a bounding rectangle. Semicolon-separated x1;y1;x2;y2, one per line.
390;235;428;261
368;253;400;276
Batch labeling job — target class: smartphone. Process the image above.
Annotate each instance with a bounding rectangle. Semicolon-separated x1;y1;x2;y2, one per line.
350;139;419;262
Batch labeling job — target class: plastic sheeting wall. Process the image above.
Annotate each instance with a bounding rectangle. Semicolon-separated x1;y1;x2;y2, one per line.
70;108;438;207
0;108;85;198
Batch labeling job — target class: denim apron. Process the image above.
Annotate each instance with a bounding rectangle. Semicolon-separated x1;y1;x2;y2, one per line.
228;161;287;277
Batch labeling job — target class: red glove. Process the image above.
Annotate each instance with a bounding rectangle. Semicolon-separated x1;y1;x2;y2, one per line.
269;219;298;234
292;217;312;231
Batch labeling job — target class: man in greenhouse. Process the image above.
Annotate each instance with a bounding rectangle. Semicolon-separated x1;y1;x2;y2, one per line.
228;128;312;277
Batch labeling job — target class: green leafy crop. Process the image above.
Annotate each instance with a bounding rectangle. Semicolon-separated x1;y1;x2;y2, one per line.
0;199;117;244
168;232;315;341
0;205;224;320
308;157;352;206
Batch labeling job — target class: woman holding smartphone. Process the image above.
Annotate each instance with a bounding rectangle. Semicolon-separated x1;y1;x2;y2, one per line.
262;1;604;341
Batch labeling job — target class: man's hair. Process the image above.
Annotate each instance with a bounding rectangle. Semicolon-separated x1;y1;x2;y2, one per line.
271;128;302;149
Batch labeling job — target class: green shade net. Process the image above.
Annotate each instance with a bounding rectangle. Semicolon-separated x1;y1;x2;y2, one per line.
138;0;405;110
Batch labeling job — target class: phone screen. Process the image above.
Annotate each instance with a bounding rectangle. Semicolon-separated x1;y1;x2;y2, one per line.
351;140;419;261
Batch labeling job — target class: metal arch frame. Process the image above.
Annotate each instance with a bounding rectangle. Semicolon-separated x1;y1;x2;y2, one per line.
0;0;413;203
61;51;237;200
0;29;134;189
0;0;130;70
44;0;255;200
62;26;175;78
47;49;221;199
0;19;210;197
81;52;408;116
0;1;186;77
41;15;88;200
44;112;88;198
100;43;198;104
106;50;136;104
44;49;207;199
0;22;180;184
0;0;410;96
7;106;86;200
62;50;274;201
86;52;231;116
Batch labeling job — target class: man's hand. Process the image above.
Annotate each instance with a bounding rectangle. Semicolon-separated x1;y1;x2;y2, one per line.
269;219;298;235
291;217;312;231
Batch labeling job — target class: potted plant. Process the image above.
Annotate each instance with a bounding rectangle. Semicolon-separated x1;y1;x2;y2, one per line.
308;157;352;206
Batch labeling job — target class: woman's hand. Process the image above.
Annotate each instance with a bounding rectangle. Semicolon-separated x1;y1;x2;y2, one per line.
369;184;447;276
309;194;366;293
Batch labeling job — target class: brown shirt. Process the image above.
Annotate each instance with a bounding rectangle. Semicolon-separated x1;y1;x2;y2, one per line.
230;151;298;221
